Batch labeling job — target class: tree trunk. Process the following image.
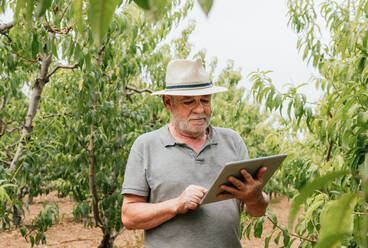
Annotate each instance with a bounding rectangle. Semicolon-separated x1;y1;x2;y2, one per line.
9;54;52;170
98;233;117;248
88;92;102;228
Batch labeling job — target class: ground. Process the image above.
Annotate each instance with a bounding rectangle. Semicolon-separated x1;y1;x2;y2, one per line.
0;193;299;248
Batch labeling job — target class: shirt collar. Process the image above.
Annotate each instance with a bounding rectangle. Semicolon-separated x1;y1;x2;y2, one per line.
160;124;218;147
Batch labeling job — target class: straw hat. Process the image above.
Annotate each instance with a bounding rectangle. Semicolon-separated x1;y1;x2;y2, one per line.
151;59;228;96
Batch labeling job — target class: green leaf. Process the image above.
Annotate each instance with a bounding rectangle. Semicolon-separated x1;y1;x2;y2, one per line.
87;0;118;45
31;32;39;57
15;0;26;20
73;0;83;32
254;216;265;238
245;222;252;239
274;231;281;245
25;0;34;25
197;0;213;16
315;193;358;248
143;0;170;22
281;225;290;246
265;236;271;248
134;0;150;10
36;0;52;17
288;170;349;229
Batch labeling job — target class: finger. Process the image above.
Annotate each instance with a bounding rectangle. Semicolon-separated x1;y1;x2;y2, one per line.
220;185;239;195
216;193;235;200
256;167;267;182
192;185;208;194
228;176;245;190
188;194;202;204
191;189;206;199
240;169;254;183
189;185;208;195
187;201;199;210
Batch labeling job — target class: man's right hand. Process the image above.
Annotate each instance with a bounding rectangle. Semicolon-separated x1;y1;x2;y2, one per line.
175;185;207;214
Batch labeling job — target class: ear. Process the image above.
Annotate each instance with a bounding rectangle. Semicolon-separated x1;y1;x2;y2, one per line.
162;95;172;112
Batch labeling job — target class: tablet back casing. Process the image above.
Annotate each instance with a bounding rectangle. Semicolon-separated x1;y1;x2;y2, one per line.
200;154;287;205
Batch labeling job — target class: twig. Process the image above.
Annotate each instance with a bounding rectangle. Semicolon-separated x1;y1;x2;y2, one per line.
46;63;78;80
266;215;316;243
11;50;39;63
125;85;153;94
0;121;7;137
0;158;10;166
325;140;333;162
43;24;72;35
60;0;73;21
42;113;73;119
354;212;368;215
5;145;14;161
97;46;105;67
0;96;5;110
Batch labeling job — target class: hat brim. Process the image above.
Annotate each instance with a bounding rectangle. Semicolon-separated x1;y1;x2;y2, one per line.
151;86;228;96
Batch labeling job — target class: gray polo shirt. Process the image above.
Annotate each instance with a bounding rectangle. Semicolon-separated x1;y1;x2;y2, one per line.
122;124;248;248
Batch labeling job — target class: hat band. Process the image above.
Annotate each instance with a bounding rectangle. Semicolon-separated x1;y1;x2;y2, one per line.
165;82;212;90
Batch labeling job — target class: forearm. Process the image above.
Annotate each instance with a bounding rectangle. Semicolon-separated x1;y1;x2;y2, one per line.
245;191;269;217
122;198;178;230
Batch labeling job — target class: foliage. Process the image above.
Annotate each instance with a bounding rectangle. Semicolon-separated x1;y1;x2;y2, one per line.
0;0;193;247
247;0;368;247
2;0;367;247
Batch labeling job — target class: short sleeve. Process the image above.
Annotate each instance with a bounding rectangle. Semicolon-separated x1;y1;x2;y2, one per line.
237;135;249;160
121;145;150;196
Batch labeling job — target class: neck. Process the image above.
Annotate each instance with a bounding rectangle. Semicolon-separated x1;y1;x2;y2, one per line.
168;123;207;153
168;123;207;141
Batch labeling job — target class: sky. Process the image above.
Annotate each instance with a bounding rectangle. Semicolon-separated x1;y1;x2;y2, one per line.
186;0;321;101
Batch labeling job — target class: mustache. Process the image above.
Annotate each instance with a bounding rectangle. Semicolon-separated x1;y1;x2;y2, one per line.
189;114;208;120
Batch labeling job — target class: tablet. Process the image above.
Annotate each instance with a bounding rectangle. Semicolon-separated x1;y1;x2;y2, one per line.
200;154;287;205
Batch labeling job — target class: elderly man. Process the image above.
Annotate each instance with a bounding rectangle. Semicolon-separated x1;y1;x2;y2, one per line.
121;59;269;247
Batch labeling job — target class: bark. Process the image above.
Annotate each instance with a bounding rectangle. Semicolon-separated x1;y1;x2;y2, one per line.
98;233;117;248
0;22;14;34
9;54;52;170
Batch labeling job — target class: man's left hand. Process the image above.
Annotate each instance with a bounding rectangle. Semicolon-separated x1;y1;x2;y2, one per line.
217;167;267;207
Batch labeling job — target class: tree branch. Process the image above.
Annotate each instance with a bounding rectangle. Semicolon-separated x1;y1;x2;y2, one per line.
325;140;333;162
60;0;73;21
10;50;39;63
97;46;105;67
0;121;7;137
0;22;14;42
266;215;316;243
42;113;73;119
125;85;153;94
9;54;53;170
0;22;14;34
0;158;10;166
43;24;72;35
46;63;78;80
0;96;5;110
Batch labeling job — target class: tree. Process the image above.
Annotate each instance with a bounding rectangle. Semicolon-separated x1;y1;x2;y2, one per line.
0;0;192;247
249;0;368;247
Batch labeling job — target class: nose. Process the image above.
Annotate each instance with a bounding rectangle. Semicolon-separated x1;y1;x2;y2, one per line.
192;101;205;113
